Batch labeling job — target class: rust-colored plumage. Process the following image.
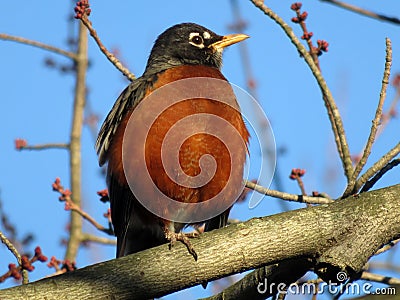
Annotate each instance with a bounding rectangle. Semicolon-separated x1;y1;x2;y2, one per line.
96;23;249;259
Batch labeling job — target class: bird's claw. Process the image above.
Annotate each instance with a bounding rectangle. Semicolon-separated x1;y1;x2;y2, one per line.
165;230;198;261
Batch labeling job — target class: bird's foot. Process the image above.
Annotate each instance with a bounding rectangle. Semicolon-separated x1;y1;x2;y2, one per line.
164;229;198;261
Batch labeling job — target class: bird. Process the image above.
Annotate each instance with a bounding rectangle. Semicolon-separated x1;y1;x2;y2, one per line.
96;23;250;260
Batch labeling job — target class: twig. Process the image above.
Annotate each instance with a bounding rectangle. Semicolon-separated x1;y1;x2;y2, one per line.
0;231;28;284
290;4;322;69
344;38;392;197
52;178;114;236
81;233;116;245
250;0;353;182
320;0;400;26
290;5;345;175
353;142;400;193
229;0;287;211
369;262;400;274
0;33;76;60
360;159;400;193
67;202;114;236
289;168;307;195
289;169;311;207
245;180;333;204
379;92;400;136
374;238;400;256
80;16;136;81
16;142;69;151
361;271;400;285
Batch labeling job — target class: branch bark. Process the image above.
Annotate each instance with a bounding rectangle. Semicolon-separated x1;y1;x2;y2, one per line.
1;185;399;299
320;0;400;25
0;33;77;59
65;22;88;261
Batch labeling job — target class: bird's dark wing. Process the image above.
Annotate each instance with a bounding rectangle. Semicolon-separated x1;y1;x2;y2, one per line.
96;76;152;257
108;171;166;257
107;172;134;257
204;208;231;232
95;77;149;166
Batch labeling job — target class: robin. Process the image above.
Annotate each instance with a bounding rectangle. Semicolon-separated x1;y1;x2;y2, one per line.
96;23;250;260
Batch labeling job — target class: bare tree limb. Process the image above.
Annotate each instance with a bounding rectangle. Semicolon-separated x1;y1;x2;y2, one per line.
249;0;354;182
65;22;87;262
361;271;400;285
18;143;69;151
68;201;113;236
353;143;400;193
0;231;28;284
320;0;400;26
80;233;116;245
78;15;136;81
245;180;333;204
0;34;76;60
361;159;400;193
374;237;400;256
344;38;392;197
1;185;399;299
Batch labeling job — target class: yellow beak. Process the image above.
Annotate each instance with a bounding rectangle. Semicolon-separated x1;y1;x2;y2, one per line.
209;33;249;52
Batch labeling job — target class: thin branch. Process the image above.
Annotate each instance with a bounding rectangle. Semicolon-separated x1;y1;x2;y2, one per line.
320;0;400;26
374;238;400;256
68;202;114;236
19;143;70;151
360;159;400;193
53;178;114;238
79;15;136;81
289;169;311;207
344;38;392;197
379;90;400;136
369;262;400;274
0;231;28;284
81;233;116;245
0;33;76;60
250;0;353;182
353;142;400;193
361;271;400;285
245;180;333;204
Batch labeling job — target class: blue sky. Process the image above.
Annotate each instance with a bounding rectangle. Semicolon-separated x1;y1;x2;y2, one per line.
1;1;400;299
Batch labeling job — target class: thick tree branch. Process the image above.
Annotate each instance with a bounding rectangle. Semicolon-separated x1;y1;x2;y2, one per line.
1;185;399;300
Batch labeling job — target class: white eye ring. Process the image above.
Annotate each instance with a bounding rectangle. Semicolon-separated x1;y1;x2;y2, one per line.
189;32;204;48
203;31;211;39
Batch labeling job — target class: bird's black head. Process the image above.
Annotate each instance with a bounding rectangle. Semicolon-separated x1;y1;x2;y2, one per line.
144;23;248;75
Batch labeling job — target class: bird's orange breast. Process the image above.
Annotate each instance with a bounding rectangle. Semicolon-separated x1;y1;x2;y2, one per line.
108;65;249;214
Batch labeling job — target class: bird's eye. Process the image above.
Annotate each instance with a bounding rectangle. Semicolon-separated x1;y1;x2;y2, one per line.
190;35;203;46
